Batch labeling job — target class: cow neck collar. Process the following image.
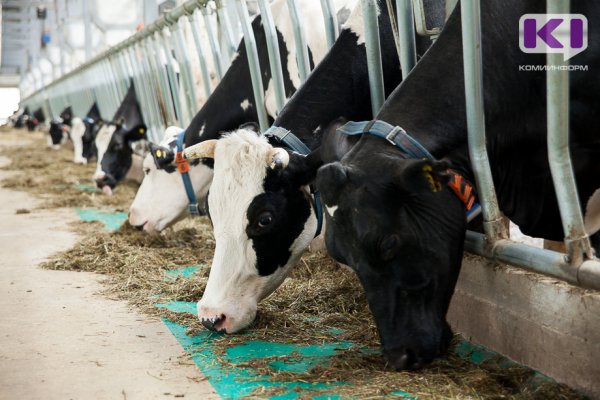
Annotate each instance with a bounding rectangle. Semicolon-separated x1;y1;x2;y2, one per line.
337;120;481;222
264;125;323;238
175;131;201;216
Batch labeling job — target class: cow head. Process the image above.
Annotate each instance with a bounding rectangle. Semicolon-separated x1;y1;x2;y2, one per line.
94;119;147;192
129;126;213;233
316;152;467;370
82;119;103;161
183;129;320;333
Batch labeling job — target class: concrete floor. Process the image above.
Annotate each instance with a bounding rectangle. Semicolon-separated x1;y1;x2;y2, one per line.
0;136;218;400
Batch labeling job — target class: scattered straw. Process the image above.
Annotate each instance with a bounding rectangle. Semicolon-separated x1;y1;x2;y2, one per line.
2;128;585;399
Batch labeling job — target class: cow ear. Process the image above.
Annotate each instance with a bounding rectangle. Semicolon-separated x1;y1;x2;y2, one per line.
316;161;348;206
284;148;324;187
115;117;126;129
396;159;450;193
150;142;174;169
126;124;147;141
239;122;261;134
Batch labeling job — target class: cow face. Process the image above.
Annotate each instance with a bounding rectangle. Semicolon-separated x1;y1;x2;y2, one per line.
129;126;213;233
316;156;467;370
94;122;147;192
49;120;65;147
82;120;102;160
184;130;319;333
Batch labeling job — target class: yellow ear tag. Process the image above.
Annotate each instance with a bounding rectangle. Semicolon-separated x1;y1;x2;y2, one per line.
156;149;162;158
422;165;442;192
139;128;145;134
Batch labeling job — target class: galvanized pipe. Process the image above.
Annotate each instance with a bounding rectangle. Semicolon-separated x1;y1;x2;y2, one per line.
396;0;417;79
320;0;339;49
234;0;269;131
361;0;385;115
202;7;226;80
215;0;239;59
460;0;507;241
136;42;164;140
144;37;174;127
257;0;286;113
157;30;184;125
465;231;600;291
150;35;177;125
286;0;311;82
188;10;215;100
546;0;593;265
169;18;198;125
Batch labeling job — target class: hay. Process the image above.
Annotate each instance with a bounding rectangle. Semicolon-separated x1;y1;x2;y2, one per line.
3;128;585;399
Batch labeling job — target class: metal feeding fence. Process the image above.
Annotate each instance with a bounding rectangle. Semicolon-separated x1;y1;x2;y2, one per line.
20;0;600;290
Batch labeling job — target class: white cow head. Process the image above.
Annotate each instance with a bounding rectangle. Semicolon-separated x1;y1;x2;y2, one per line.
128;126;213;233
183;129;320;333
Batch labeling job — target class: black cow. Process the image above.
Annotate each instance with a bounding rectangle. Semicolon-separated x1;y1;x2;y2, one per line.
48;106;73;147
27;108;45;132
316;0;600;370
179;0;446;334
94;83;147;193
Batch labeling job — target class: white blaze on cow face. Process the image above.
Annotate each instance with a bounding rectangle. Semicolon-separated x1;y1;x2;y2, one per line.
197;130;317;333
129;126;213;233
70;117;87;164
93;124;116;181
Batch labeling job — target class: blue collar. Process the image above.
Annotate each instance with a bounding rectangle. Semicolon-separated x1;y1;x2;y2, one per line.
83;117;95;125
176;131;201;216
264;126;323;237
337;120;481;223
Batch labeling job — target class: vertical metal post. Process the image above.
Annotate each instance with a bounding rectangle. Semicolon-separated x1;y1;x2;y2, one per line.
135;42;162;140
546;0;593;264
320;0;339;49
188;10;214;100
234;0;269;131
158;30;184;125
149;35;177;125
170;18;198;124
361;0;385;115
202;7;226;80
460;0;507;241
397;0;417;78
257;0;286;113
286;0;311;82
215;0;239;59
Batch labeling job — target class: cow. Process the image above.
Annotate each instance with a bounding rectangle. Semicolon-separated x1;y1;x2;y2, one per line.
48;107;73;149
94;82;147;195
179;0;446;334
27;108;45;132
312;0;600;371
128;0;360;232
70;103;103;164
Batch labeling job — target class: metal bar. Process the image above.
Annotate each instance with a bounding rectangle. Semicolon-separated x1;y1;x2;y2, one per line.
397;0;417;79
286;0;311;82
202;6;225;80
546;0;593;265
143;37;172;127
460;0;507;241
234;0;269;131
135;42;163;140
320;0;339;49
169;18;198;125
158;30;184;125
149;35;177;126
465;231;600;291
257;0;286;113
215;0;239;59
188;10;214;100
361;0;385;115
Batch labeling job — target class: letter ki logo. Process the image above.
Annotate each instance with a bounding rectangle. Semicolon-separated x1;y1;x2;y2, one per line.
519;14;588;61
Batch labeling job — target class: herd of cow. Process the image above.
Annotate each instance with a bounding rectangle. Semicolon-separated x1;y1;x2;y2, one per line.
10;0;600;371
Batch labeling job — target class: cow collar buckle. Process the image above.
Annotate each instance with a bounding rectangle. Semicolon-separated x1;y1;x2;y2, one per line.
175;131;201;216
264;125;323;238
385;126;404;146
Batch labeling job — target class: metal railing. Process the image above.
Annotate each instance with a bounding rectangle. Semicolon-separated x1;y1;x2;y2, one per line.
20;0;600;290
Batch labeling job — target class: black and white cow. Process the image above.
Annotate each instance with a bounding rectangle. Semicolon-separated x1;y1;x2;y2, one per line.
27;108;45;132
314;0;600;370
94;83;147;195
129;0;358;232
71;103;103;164
48;106;73;149
180;0;446;334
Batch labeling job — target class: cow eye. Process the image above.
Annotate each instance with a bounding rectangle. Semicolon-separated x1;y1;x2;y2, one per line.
144;168;151;175
379;234;400;261
257;211;273;228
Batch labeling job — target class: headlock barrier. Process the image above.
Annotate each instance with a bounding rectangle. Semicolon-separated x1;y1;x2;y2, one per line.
20;0;600;290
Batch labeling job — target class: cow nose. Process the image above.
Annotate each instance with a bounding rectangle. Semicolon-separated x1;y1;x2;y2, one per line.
200;314;226;332
385;348;423;371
